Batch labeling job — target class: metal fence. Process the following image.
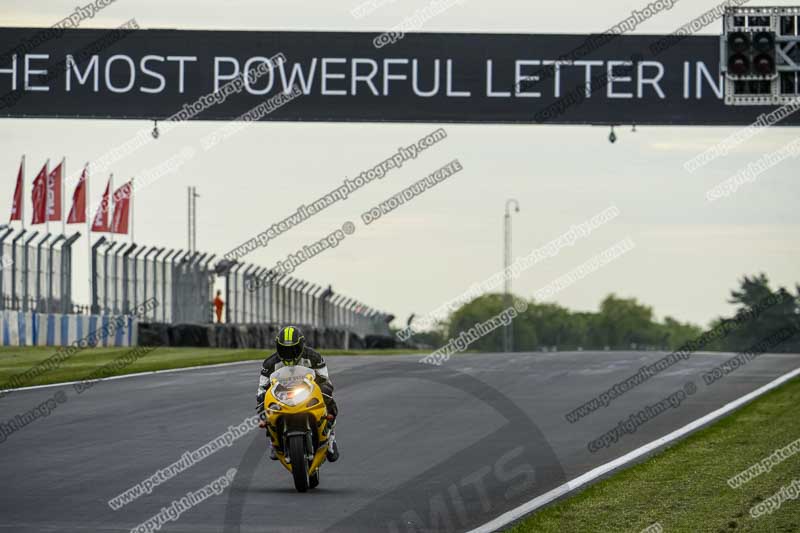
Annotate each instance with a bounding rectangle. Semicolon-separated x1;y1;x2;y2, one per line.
89;240;392;337
0;225;392;337
222;262;393;337
0;226;81;314
91;238;216;323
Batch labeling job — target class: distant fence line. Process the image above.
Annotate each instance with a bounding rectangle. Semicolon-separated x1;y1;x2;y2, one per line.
0;225;393;338
91;237;213;324
91;239;392;336
221;259;392;337
0;226;79;315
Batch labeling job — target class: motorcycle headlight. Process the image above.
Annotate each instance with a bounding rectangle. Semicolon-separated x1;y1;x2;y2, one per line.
274;383;312;406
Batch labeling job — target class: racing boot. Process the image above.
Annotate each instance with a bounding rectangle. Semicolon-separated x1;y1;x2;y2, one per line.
265;429;278;460
325;416;339;462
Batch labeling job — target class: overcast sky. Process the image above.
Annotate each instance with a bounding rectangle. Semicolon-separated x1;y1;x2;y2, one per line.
1;0;798;329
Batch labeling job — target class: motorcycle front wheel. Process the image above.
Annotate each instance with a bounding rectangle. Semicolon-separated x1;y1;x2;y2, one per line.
289;434;309;492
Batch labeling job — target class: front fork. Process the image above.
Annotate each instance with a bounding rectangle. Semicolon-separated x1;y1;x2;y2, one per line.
283;418;314;461
268;413;330;456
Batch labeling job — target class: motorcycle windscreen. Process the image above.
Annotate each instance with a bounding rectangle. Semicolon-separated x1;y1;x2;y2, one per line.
271;366;316;406
270;365;315;384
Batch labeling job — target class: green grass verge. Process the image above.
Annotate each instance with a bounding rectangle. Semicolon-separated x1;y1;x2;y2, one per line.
0;346;430;389
508;376;800;533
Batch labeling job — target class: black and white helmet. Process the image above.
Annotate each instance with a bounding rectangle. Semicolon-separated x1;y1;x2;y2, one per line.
275;326;305;364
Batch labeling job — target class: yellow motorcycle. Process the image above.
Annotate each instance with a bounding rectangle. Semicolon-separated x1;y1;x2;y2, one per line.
258;365;332;492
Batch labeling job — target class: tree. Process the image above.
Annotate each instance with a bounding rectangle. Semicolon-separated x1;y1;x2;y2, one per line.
595;294;658;349
521;303;593;349
434;275;799;354
446;294;537;352
658;317;703;350
715;274;800;353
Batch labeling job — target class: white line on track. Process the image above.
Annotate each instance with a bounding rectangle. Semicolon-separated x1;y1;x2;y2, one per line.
467;365;800;533
0;352;424;396
0;358;262;396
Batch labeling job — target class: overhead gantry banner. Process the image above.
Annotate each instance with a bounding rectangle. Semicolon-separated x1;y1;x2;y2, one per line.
0;26;796;125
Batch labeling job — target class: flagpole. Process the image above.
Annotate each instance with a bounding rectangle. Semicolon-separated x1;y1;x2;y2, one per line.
61;157;66;236
44;158;50;236
109;173;114;245
86;164;91;316
130;178;134;243
21;155;25;231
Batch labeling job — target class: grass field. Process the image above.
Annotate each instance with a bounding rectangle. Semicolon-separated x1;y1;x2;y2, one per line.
508;377;800;533
0;346;429;390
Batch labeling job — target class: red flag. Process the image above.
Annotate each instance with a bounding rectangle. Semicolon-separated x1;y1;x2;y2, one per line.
46;160;63;221
31;162;48;225
9;157;23;222
91;177;112;232
111;181;132;234
67;166;87;223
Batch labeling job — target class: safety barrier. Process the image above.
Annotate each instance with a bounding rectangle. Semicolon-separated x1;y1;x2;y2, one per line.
137;321;396;350
0;310;137;347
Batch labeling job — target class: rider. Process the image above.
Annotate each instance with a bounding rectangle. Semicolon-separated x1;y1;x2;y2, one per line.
257;325;339;462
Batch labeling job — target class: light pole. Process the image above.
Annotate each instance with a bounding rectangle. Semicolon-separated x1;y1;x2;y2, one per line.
187;186;200;252
504;199;520;352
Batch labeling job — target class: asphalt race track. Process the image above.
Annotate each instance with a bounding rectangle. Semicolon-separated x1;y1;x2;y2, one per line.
1;350;799;533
